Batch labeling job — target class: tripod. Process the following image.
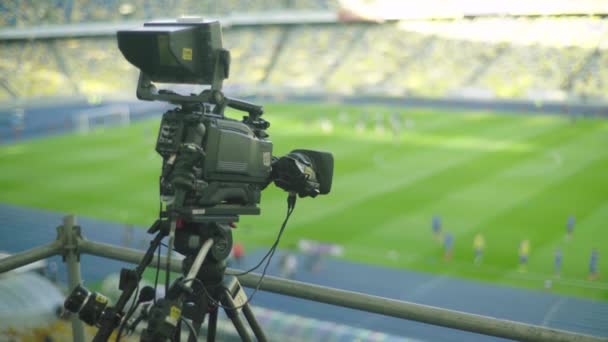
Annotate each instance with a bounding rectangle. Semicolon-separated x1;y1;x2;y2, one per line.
139;220;267;342
182;258;267;342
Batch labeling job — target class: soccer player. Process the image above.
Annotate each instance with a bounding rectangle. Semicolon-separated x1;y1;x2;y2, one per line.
279;253;298;279
432;215;442;241
519;239;530;272
566;215;575;241
588;248;599;281
308;249;323;273
443;233;454;260
10;107;25;140
554;248;562;277
355;112;368;133
122;224;134;247
232;242;245;267
389;112;402;140
473;233;485;265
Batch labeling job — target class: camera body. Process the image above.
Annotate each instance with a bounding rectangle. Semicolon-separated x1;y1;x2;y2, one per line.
156;102;272;218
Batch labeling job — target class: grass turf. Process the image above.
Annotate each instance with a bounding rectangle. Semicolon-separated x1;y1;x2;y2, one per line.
1;102;607;301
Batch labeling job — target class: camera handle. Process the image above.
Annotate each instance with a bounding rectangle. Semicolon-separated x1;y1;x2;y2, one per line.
93;220;169;342
215;95;269;138
225;97;263;117
135;71;262;120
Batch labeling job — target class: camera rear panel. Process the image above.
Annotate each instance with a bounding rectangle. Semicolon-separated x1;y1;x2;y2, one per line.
156;109;185;157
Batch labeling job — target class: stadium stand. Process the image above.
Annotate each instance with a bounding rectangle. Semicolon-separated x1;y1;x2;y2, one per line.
2;14;608;102
264;24;361;90
294;17;608;100
571;49;608;100
223;26;284;88
0;40;74;99
59;38;136;98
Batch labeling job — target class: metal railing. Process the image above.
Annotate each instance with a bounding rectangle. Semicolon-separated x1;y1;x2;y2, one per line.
0;215;606;342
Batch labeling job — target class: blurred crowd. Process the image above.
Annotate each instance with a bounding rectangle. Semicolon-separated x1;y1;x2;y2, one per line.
1;16;608;103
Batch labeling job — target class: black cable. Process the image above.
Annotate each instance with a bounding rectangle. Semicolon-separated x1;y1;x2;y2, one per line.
159;198;163;220
184;194;297;310
232;194;296;277
156;182;163;305
230;245;274;276
116;282;140;342
153;243;161;305
165;226;172;296
180;317;198;340
235;204;293;278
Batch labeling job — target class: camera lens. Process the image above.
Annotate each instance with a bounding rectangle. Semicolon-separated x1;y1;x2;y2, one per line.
64;284;109;326
64;284;89;313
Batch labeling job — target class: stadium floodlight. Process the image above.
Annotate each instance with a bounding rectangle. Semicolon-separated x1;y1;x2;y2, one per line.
64;17;334;342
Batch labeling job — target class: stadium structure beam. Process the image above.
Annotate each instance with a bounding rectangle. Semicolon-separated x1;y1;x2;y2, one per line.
59;215;86;342
0;11;338;41
0;217;606;342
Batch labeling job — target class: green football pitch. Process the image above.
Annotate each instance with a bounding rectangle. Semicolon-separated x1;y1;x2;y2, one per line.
1;102;607;300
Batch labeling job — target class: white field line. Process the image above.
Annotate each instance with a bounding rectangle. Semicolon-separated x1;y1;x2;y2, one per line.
542;297;567;326
409;274;453;299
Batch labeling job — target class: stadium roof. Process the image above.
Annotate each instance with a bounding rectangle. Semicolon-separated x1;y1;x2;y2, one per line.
0;11;337;41
338;0;608;20
397;17;608;49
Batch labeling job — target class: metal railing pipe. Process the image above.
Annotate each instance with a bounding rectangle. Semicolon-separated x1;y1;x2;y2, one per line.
78;239;184;272
74;239;606;342
0;240;61;274
235;274;605;342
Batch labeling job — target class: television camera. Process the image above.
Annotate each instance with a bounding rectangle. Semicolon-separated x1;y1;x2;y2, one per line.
64;17;333;341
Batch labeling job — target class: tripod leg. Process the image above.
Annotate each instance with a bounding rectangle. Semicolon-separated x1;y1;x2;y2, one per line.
188;293;209;342
206;306;218;342
221;276;267;341
242;303;268;342
222;289;253;342
94;221;167;342
174;319;182;342
189;316;203;342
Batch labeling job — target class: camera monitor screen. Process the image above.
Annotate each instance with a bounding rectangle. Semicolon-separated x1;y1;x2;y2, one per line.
117;20;224;85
